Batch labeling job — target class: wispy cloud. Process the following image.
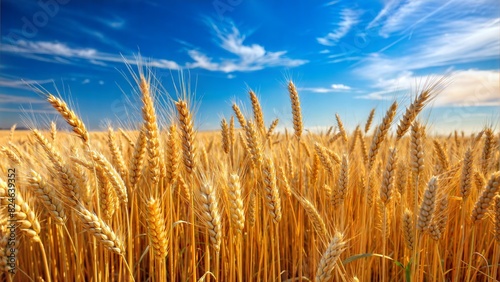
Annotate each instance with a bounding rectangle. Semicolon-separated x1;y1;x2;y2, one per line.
186;20;307;72
1;40;181;70
0;77;54;90
355;17;500;80
317;9;360;46
299;83;352;93
0;93;45;104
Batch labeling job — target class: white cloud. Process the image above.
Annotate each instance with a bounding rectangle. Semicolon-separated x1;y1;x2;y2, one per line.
2;40;181;70
82;79;90;84
356;69;500;107
299;83;352;93
331;84;351;90
186;20;307;72
317;9;360;46
99;80;104;85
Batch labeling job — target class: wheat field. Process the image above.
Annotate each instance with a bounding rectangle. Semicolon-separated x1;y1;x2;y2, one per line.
0;70;499;282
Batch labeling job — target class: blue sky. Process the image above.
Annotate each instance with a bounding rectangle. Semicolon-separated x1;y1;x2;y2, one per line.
1;0;499;133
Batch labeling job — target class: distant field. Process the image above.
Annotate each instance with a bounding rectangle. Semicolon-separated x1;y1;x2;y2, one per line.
0;76;499;282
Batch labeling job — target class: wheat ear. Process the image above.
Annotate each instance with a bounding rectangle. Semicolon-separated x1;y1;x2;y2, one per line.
232;103;247;128
47;94;89;143
176;99;197;174
197;182;222;252
140;75;161;185
315;231;347;282
28;170;66;224
460;148;473;199
89;150;128;203
367;101;398;171
402;209;414;250
145;198;169;260
471;171;500;223
380;148;397;204
335;113;348;144
364;108;375;133
33;129;81;206
249;90;265;135
417;176;438;232
288;81;303;139
165;124;180;186
76;205;125;254
228;174;245;233
221;118;230;154
129;128;147;189
107;127;128;182
262;157;282;223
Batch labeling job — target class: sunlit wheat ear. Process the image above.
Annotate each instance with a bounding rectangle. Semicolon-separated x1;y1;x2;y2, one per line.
76;205;125;255
266;118;279;141
176;99;196;174
129;128;147;189
247;190;257;227
358;130;368;164
348;125;360;154
165;124;180;186
480;128;494;175
47;94;89;143
380;148;397;205
49;121;57;142
417;176;438;233
197;182;222;252
221;118;230;154
28;170;66;224
7;193;41;243
139;75;161;185
295;195;328;241
228;173;245;233
32;129;81;206
364;108;375;133
232;103;247;128
396;161;408;196
315;231;347;282
278;165;292;198
244;121;263;168
310;154;320;187
335;113;348;144
396;85;435;141
262;157;282;224
249;90;265;135
107;127;127;182
471;171;500;223
314;143;334;174
460;148;473;199
332;154;349;209
0;146;21;165
145;198;169;260
410;121;425;178
118;128;135;148
288;81;303;139
367;101;398;171
428;196;449;241
433;140;449;172
89;150;128;204
95;167;117;222
402;209;414;250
